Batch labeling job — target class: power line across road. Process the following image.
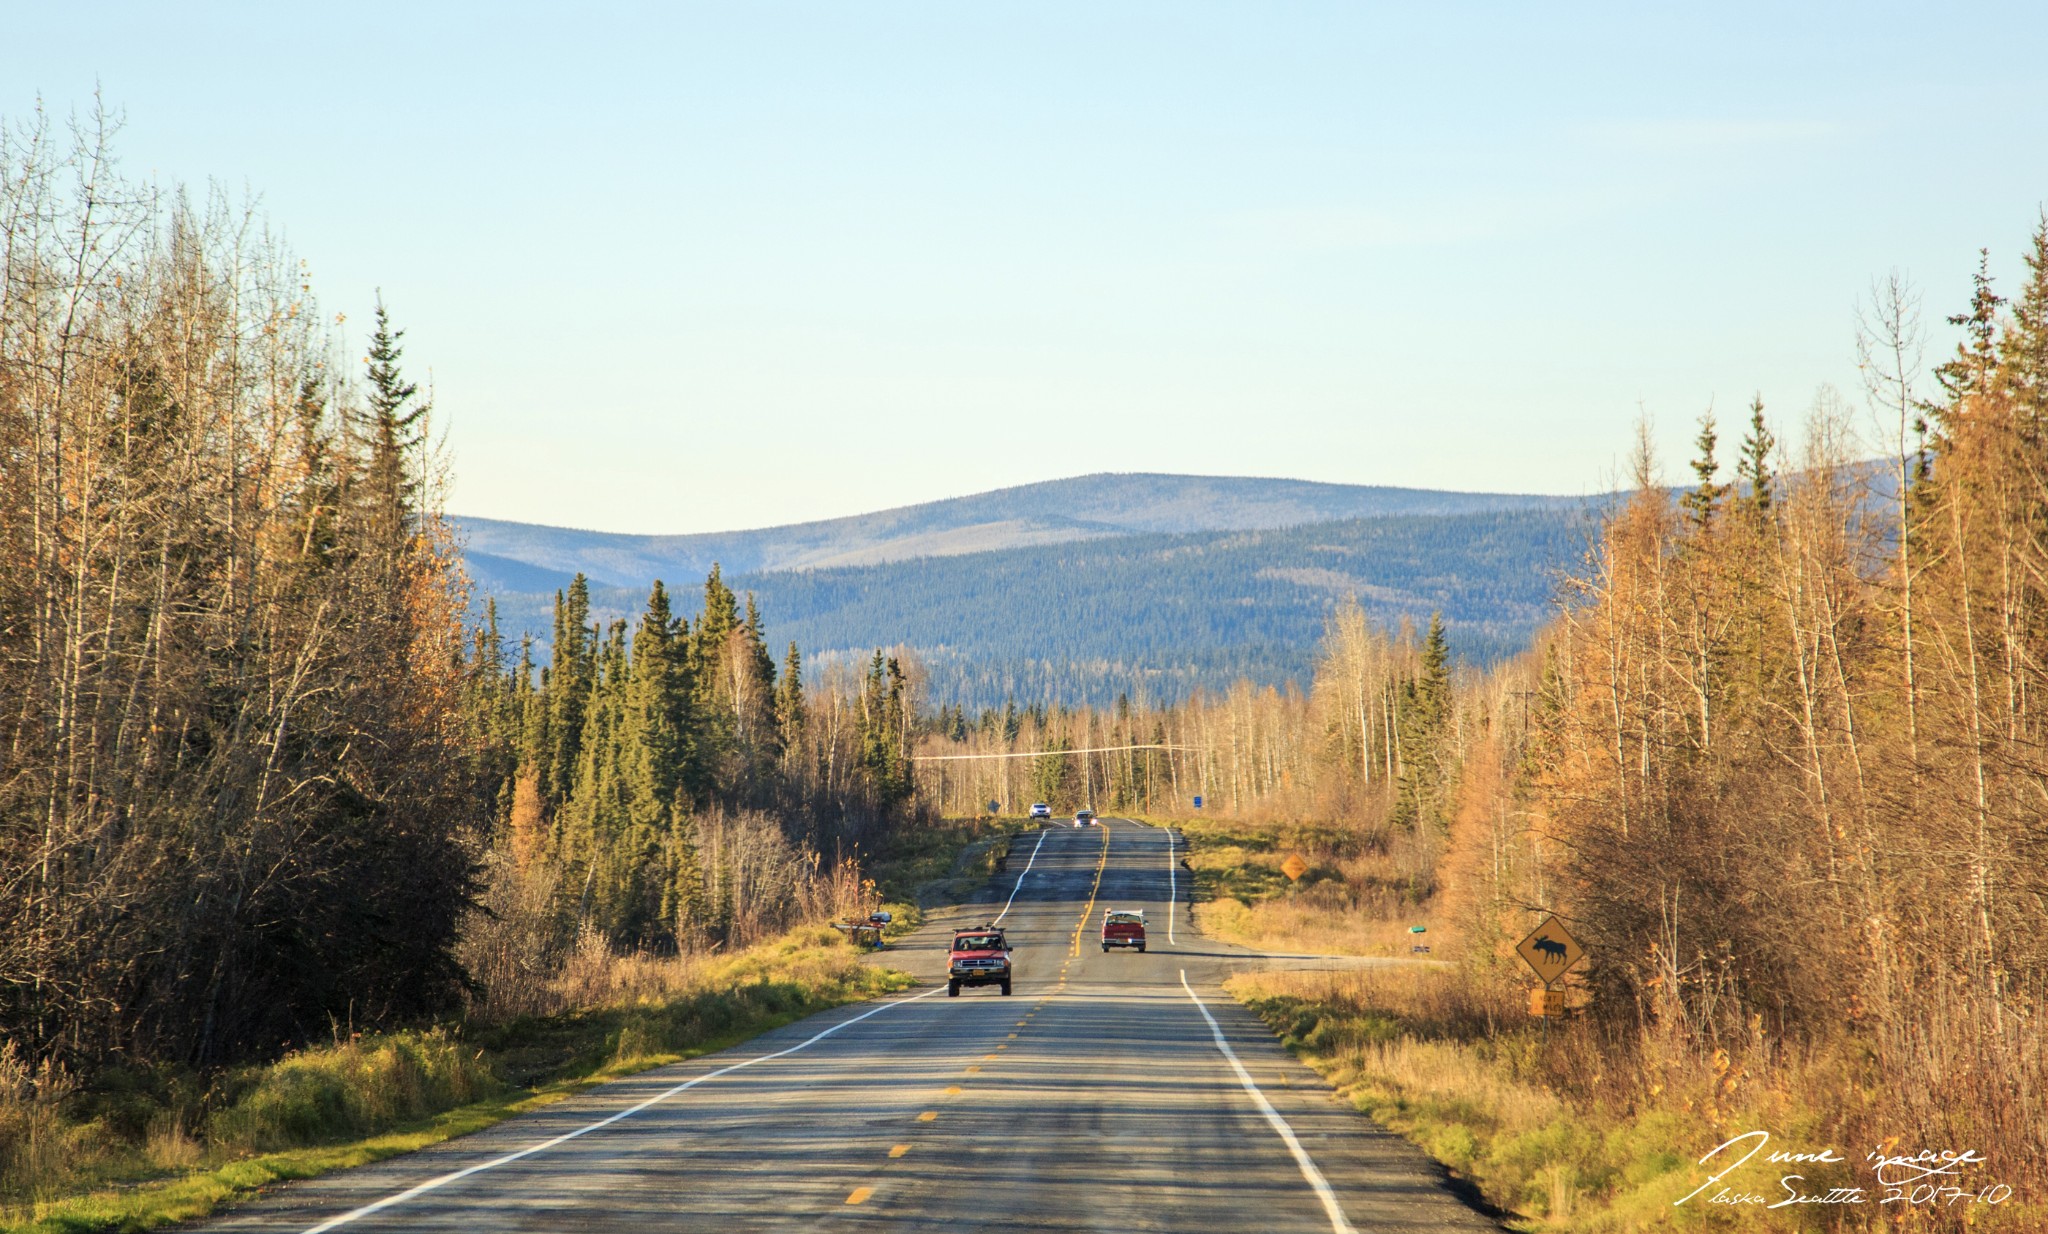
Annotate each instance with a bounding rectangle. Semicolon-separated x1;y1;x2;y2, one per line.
195;821;1499;1233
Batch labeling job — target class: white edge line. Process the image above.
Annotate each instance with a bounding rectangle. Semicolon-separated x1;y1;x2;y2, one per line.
991;827;1049;924
300;986;945;1234
1180;970;1358;1234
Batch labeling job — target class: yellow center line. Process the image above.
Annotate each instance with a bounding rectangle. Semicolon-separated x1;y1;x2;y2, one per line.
888;1144;910;1159
966;1065;982;1073
1069;824;1111;957
917;1111;937;1122
846;1186;875;1205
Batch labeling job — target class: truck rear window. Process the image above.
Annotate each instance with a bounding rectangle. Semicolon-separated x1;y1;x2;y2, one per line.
954;935;1004;950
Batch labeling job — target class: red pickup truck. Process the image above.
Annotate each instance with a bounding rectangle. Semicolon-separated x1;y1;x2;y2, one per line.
1100;909;1146;952
947;926;1013;996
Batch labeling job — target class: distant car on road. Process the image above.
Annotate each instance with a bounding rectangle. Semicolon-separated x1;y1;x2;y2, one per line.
1074;808;1097;826
1101;908;1146;952
947;926;1013;997
1029;803;1052;821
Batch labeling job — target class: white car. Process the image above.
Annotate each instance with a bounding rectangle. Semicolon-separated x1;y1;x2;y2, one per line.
1074;808;1097;826
1029;803;1052;821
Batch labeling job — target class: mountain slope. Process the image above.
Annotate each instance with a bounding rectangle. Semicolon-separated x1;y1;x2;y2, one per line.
453;473;1589;591
480;504;1602;707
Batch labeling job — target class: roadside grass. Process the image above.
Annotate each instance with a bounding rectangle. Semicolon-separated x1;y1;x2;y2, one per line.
1158;815;1429;957
866;814;1033;918
0;927;911;1234
1227;966;2045;1233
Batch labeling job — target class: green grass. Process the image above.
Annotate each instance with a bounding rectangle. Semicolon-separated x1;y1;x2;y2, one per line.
2;930;912;1234
865;814;1033;916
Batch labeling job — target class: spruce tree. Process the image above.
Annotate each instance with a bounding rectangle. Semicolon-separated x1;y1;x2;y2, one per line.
1680;411;1724;530
2000;217;2048;437
688;566;742;791
1393;613;1453;830
776;641;807;770
359;295;430;560
1934;250;2006;409
1735;396;1776;520
547;576;596;806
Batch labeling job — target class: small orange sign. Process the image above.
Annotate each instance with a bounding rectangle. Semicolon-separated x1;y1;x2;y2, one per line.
1529;987;1564;1018
1281;853;1309;882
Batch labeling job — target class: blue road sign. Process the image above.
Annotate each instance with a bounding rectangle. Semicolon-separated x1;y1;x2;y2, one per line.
1192;795;1203;809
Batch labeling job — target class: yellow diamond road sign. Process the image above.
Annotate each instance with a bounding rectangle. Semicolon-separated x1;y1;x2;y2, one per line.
1280;853;1309;882
1516;915;1585;984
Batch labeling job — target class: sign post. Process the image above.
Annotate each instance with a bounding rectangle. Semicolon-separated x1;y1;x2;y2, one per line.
1515;915;1586;1036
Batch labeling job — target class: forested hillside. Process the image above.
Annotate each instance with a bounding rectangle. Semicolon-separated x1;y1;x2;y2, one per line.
483;505;1599;707
454;473;1588;588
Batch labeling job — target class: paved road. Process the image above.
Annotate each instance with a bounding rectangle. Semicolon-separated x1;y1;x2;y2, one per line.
196;819;1499;1233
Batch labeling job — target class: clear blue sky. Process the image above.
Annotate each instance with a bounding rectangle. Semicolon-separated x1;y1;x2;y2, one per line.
13;3;2047;533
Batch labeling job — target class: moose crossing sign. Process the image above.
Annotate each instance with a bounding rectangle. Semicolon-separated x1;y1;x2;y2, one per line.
1515;915;1585;984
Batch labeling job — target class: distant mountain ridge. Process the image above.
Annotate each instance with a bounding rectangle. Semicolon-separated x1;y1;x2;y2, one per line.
457;473;1612;707
452;473;1590;595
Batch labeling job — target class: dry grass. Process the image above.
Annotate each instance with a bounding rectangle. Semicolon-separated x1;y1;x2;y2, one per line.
1229;966;2046;1232
1171;814;1438;957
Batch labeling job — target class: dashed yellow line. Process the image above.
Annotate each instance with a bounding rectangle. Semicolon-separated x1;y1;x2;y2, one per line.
888;1144;910;1159
1069;825;1111;956
917;1110;937;1122
945;1085;962;1095
846;1186;875;1205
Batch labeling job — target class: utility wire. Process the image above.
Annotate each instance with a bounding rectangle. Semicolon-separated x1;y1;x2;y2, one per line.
909;743;1201;762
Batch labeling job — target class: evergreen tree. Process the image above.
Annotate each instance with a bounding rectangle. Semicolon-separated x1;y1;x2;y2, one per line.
1934;250;2006;409
776;641;807;770
1393;613;1454;830
2000;217;2048;435
547;576;596;806
626;582;690;820
1735;395;1775;520
1680;411;1724;530
358;295;430;558
857;651;913;806
1031;733;1073;809
688;565;742;792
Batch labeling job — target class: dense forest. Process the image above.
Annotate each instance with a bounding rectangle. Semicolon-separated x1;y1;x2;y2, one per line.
0;114;480;1070
456;566;921;978
909;603;1460;841
0;117;921;1083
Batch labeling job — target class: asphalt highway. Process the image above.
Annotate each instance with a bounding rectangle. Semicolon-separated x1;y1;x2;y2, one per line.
195;819;1499;1233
